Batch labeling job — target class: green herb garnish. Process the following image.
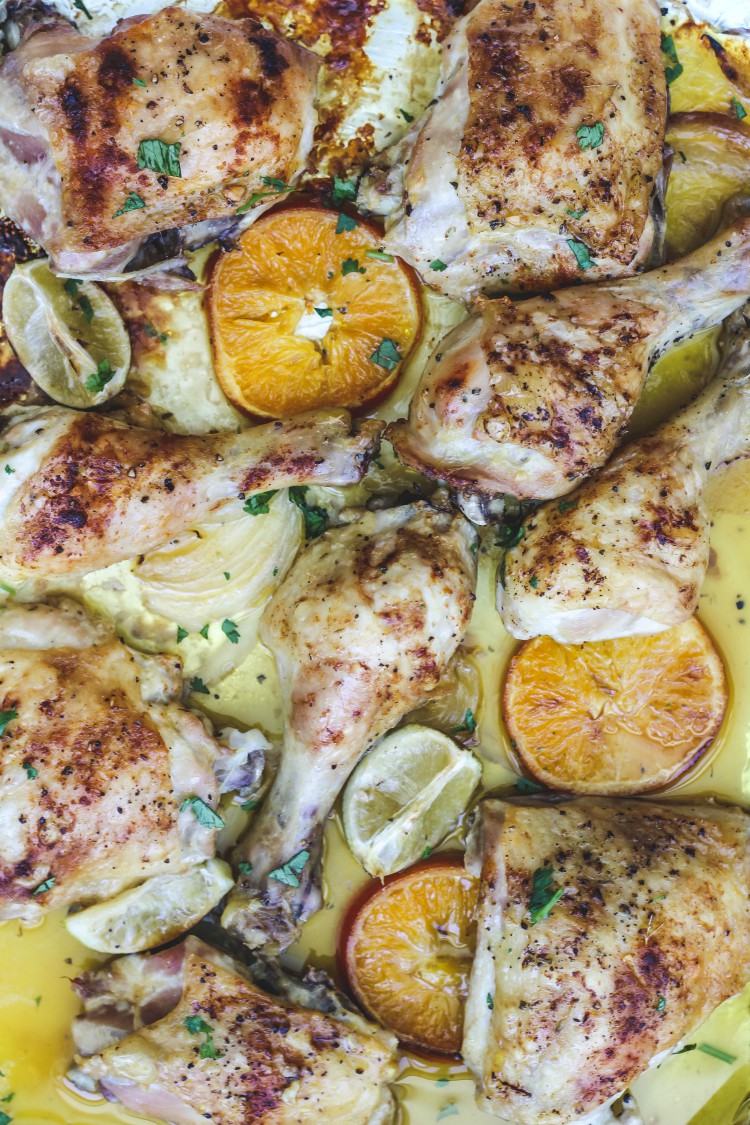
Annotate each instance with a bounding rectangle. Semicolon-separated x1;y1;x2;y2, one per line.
576;122;604;149
243;490;277;516
314;306;333;317
370;338;402;371
430;259;447;271
269;848;310;887
366;249;394;262
144;321;168;344
332;176;357;207
529;865;564;924
176;626;189;643
73;0;92;18
0;710;17;737
661;34;684;85
342;257;366;276
32;876;55;896
567;238;594;271
23;760;37;780
184;1015;221;1059
289;487;327;539
221;619;240;645
335;212;358;234
113;191;146;218
85;358;114;394
189;677;210;695
731;96;747;121
180;796;224;830
451;708;477;736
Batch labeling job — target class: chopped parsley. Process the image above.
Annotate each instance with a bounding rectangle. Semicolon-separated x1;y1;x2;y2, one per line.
529;865;564;924
184;1015;222;1059
223;572;231;581
529;575;539;588
180;796;224;830
23;760;37;780
731;96;747;121
566;207;586;220
63;278;94;322
656;995;666;1011
370;338;402;371
331;176;358;207
112;191;146;219
366;249;394;262
132;76;147;87
335;212;358;234
4;465;14;475
314;306;333;317
289;487;327;538
0;1111;11;1125
576;122;604;149
137;138;181;178
144;321;168;344
342;257;366;276
32;876;55;896
85;358;115;394
0;710;17;736
237;861;253;874
236;176;292;214
661;34;683;85
221;619;240;645
243;489;277;515
199;624;210;640
269;848;310;887
451;708;477;736
567;238;595;271
176;626;189;643
430;259;448;271
496;523;524;549
73;0;92;17
189;676;210;695
486;992;494;1010
558;499;578;513
399;108;414;123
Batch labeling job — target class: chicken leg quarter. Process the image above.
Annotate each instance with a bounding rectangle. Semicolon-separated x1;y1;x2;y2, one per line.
497;303;750;642
222;503;478;951
387;218;750;501
0;407;380;581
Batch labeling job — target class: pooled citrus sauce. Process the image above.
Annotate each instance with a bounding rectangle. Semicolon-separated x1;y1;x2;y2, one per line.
3;10;750;1125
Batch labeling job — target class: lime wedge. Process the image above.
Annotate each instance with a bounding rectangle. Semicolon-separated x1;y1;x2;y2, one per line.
342;724;482;877
65;859;233;953
2;258;130;408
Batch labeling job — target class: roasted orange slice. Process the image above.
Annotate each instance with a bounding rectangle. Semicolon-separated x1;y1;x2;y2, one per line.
339;856;478;1056
208;203;421;418
502;618;727;796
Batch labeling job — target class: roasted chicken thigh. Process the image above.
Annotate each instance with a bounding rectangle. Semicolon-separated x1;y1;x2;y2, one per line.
463;798;750;1125
223;502;477;951
0;601;231;924
498;303;750;642
71;936;398;1125
0;5;318;280
364;0;668;300
387;218;750;502
0;407;380;582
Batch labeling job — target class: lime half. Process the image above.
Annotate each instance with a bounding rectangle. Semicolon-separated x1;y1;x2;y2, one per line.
343;724;482;877
65;859;233;953
3;258;130;408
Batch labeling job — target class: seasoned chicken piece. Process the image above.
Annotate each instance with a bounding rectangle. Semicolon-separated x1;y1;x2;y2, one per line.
463;797;750;1125
387;218;750;502
0;6;318;280
0;407;380;582
223;502;477;951
364;0;667;301
0;601;238;924
70;936;398;1125
498;303;750;642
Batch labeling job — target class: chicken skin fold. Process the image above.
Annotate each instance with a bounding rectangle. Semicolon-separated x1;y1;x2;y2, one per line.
0;6;318;280
498;302;750;642
0;601;233;925
0;407;381;582
70;936;398;1125
223;501;477;951
463;798;750;1124
366;0;667;300
387;218;750;503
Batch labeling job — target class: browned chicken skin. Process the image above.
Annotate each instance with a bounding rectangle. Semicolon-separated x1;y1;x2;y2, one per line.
223;502;477;952
71;937;398;1125
463;798;750;1124
387;218;750;501
0;407;380;581
0;6;318;279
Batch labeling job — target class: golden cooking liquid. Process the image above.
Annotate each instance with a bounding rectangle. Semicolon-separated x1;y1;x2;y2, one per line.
4;15;750;1125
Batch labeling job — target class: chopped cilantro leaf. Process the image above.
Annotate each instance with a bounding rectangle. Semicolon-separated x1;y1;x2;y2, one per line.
223;572;231;581
63;278;94;322
314;306;333;317
529;575;539;588
0;1111;10;1125
342;257;365;276
236;175;292;214
731;96;747;121
189;676;210;695
370;338;402;371
237;861;253;874
576;122;604;149
176;626;189;643
451;708;477;736
0;710;17;736
241;799;259;812
332;176;358;207
656;995;666;1011
180;796;224;830
132;76;147;87
430;259;447;271
335;212;358;234
23;760;37;780
4;465;14;475
558;499;578;513
184;1015;221;1059
515;776;544;795
73;0;92;17
269;848;310;887
366;249;394;262
529;865;564;924
289;486;327;538
243;489;277;515
399;108;414;122
113;191;146;219
137;138;182;177
144;321;168;344
661;34;683;85
85;358;114;394
567;238;595;270
496;523;524;549
32;876;55;896
199;625;210;640
486;992;494;1010
566;207;586;220
422;846;432;859
221;619;240;645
